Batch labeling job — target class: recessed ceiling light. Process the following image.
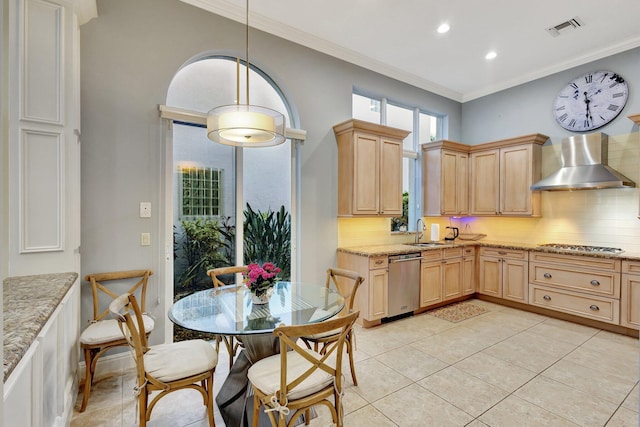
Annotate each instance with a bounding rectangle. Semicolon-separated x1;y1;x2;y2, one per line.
485;51;497;60
437;23;450;34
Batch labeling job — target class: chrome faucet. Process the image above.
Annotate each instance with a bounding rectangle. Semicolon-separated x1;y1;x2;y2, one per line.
415;218;425;243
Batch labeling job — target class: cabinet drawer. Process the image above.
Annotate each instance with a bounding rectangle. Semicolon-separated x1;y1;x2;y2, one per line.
530;252;620;271
443;247;463;259
622;260;640;275
529;285;619;324
369;256;388;270
462;246;476;257
479;247;528;260
529;264;620;298
420;249;442;262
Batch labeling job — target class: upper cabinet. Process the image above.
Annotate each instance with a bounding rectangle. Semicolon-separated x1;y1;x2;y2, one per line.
333;119;410;217
422;140;469;216
469;134;547;216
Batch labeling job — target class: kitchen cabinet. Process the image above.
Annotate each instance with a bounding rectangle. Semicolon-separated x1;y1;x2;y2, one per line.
529;252;621;325
469;134;547;216
478;247;528;303
420;247;465;307
333;119;411;217
620;261;639;329
461;246;476;295
422;141;469;216
337;252;388;325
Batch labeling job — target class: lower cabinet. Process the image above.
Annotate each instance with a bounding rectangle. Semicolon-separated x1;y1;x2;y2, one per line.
478;247;528;303
337;252;388;323
420;247;470;307
621;260;640;329
462;246;476;295
528;252;621;325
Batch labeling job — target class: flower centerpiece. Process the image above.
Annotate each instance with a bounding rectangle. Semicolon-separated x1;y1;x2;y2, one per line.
243;262;281;304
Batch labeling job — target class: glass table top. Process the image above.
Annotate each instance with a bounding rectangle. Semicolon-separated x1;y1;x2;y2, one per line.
168;281;345;335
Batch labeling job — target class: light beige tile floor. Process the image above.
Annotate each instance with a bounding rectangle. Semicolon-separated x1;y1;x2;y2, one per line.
70;298;639;426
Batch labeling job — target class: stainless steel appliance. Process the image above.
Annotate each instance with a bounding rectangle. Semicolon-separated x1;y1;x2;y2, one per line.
530;132;635;191
387;252;421;317
538;243;624;254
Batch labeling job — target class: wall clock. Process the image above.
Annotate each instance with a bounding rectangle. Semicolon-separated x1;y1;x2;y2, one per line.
553;70;629;132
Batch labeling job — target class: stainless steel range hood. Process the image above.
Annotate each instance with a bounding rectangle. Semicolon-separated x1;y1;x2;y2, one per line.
530;132;635;191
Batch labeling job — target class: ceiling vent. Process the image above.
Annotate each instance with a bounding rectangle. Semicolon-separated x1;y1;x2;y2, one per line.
546;17;584;37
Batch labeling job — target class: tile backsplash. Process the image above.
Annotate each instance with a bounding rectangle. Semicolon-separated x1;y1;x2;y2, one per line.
338;131;640;253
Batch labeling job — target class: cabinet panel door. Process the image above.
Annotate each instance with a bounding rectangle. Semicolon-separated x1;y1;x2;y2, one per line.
478;256;501;297
457;153;469;214
621;274;640;329
462;256;476;295
369;269;388;319
441;151;458;214
379;137;403;215
420;261;443;307
353;133;379;214
470;150;499;215
500;144;532;215
443;259;463;300
503;259;528;303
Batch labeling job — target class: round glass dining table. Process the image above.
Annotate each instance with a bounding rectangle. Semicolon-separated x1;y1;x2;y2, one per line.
168;281;345;427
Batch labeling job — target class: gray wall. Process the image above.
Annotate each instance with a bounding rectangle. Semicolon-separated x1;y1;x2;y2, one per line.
80;0;462;341
462;48;640;144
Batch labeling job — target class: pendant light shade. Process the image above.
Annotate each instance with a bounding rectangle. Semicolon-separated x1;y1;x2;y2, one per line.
207;104;285;147
206;0;286;148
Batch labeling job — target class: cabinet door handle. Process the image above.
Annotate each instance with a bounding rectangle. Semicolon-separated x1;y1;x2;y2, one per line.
589;304;600;311
590;280;600;286
544;273;552;279
543;295;551;301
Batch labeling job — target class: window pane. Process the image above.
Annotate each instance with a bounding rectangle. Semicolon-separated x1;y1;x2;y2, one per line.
386;104;413;150
419;112;438;143
352;93;380;123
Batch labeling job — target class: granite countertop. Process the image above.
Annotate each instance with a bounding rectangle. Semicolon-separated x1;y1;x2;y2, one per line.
338;240;640;261
3;272;79;382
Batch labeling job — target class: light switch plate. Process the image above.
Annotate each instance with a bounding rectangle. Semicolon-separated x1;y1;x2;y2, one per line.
140;202;151;218
141;233;151;246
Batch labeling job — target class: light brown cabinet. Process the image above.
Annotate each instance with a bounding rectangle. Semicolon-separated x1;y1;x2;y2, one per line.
528;252;621;325
337;252;388;325
461;246;476;295
422;141;469;216
469;134;547;216
333;119;410;217
478;247;528;303
620;260;640;329
420;247;469;307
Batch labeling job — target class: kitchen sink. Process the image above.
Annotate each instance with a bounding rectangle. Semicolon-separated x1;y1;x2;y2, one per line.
408;242;451;248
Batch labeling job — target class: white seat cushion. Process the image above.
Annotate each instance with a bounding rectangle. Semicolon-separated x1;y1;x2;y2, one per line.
144;340;217;382
304;328;342;340
80;315;155;345
248;349;335;401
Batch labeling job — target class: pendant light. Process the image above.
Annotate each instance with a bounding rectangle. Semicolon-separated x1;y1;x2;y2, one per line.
207;0;285;147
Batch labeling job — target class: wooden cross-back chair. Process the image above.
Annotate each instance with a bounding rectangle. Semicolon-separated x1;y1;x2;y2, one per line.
78;269;154;412
300;268;364;385
110;293;217;427
206;265;248;369
248;311;360;427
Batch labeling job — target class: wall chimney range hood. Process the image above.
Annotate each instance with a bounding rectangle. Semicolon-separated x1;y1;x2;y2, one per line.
530;132;635;191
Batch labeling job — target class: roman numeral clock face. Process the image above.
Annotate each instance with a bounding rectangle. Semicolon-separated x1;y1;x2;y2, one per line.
553;70;629;132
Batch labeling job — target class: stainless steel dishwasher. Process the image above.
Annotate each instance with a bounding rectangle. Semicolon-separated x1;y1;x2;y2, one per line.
387;252;422;317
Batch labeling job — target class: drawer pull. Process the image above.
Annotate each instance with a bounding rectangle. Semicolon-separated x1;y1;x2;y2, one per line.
543;295;551;301
543;273;552;279
589;304;600;311
375;260;384;265
590;280;600;286
498;251;507;255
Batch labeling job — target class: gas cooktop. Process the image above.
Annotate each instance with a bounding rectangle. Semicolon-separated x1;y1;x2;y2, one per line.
538;243;624;254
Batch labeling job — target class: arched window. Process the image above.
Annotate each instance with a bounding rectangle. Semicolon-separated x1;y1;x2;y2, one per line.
166;56;296;307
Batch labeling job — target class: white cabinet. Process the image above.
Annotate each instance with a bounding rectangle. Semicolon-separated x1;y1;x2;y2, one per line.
7;0;81;275
4;280;80;427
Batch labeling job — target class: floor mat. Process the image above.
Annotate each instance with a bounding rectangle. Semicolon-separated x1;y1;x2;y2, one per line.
427;301;488;323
